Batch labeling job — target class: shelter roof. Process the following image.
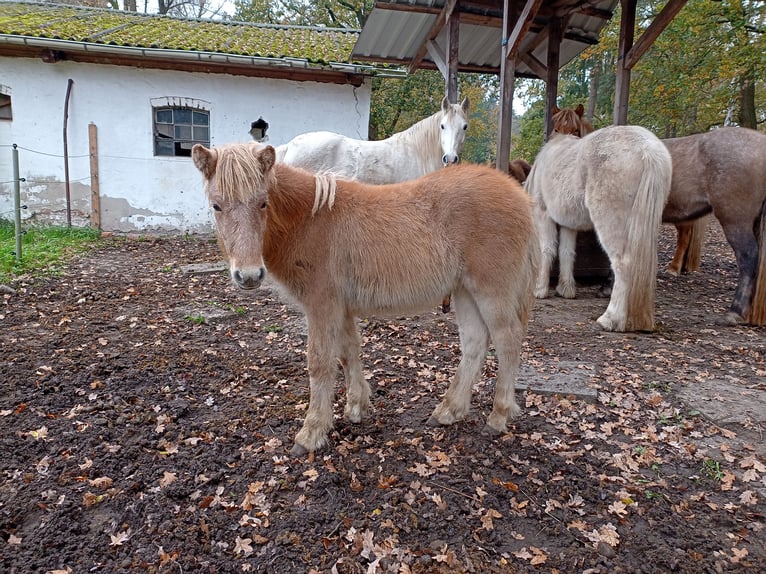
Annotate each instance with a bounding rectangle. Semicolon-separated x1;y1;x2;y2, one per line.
352;0;620;78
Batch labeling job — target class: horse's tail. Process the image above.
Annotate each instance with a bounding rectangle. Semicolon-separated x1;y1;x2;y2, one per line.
623;146;672;331
747;200;766;325
684;216;708;273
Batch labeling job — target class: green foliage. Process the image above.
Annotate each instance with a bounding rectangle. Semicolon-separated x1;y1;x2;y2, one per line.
233;0;371;28
0;221;102;284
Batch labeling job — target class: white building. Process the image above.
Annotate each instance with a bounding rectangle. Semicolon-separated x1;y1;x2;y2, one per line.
0;2;380;233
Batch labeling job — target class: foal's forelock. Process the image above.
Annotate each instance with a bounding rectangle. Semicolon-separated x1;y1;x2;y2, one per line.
214;144;273;203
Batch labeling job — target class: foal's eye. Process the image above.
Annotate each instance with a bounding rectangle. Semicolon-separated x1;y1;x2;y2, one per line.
463;124;468;131
212;204;222;212
440;124;445;130
260;200;268;210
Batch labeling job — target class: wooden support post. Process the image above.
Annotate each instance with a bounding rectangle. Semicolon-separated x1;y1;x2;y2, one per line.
614;0;637;125
543;17;562;141
446;8;460;102
88;123;100;230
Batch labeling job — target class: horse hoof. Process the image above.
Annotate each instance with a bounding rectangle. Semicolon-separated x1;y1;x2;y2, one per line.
480;424;503;437
534;288;550;299
426;416;443;427
716;312;745;326
290;442;310;457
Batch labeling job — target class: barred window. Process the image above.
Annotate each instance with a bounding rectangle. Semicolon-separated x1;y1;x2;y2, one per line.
153;107;209;157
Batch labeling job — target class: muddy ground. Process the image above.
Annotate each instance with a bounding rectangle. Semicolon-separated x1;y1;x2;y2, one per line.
1;221;764;573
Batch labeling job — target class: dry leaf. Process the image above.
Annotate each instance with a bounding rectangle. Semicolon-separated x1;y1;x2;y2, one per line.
159;471;178;488
234;536;253;556
480;508;502;531
109;530;130;546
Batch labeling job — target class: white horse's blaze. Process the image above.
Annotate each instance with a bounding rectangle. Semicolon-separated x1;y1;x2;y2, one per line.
275;97;469;184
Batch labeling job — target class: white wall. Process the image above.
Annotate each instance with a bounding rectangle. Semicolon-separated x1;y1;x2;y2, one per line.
0;56;371;233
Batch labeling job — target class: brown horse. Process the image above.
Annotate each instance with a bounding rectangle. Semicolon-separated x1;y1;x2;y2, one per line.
192;142;539;455
553;106;766;325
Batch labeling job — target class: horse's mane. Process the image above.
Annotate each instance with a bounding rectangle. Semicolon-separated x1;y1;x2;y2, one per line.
215;142;275;203
387;111;443;170
552;106;594;137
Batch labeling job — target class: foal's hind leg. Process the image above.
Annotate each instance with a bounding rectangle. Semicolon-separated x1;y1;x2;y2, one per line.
480;302;525;435
555;227;578;298
429;290;489;426
339;313;370;423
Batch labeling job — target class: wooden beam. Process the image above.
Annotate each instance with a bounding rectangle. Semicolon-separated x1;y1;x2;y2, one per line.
624;0;689;69
505;0;545;61
519;51;547;78
408;0;458;73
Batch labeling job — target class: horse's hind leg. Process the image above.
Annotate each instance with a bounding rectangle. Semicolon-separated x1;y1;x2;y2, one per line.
534;208;558;298
719;223;759;324
555;227;578;298
667;222;693;276
339;313;370;423
429;290;489;426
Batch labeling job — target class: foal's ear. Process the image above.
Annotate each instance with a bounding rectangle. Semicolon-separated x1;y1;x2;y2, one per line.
575;104;585;117
441;96;450;112
552;105;560;115
257;145;276;173
192;144;217;179
460;96;470;112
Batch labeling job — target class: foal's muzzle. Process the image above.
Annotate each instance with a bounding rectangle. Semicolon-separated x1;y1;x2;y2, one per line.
231;267;266;290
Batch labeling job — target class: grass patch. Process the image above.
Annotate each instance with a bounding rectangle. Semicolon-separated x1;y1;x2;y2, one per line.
0;220;103;284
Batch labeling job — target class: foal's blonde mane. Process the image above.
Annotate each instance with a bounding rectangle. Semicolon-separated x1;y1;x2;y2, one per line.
312;174;337;215
215;142;275;202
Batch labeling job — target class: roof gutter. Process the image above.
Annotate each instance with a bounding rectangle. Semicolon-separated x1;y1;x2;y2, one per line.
0;33;407;77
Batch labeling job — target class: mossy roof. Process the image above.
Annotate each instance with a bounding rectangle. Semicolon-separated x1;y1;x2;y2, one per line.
0;1;364;66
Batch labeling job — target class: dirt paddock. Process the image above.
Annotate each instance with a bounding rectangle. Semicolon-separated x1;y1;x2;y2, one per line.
1;221;764;573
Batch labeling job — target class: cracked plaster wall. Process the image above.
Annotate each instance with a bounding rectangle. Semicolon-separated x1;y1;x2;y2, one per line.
0;57;372;233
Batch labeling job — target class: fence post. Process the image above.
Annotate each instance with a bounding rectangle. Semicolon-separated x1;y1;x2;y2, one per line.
12;143;21;263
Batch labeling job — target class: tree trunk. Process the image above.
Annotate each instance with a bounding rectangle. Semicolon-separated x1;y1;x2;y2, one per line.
124;0;136;11
585;62;600;123
738;74;757;129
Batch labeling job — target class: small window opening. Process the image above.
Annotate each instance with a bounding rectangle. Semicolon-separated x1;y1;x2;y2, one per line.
0;93;12;121
154;106;209;157
249;117;269;142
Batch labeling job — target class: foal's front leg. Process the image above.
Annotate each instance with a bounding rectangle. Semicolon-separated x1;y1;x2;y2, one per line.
292;317;341;456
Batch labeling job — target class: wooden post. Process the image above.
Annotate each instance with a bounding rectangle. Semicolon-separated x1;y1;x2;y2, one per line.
88;123;100;230
445;8;459;103
614;0;636;125
496;0;515;172
544;17;563;141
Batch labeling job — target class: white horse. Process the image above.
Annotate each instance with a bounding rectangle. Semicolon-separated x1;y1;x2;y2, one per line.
526;107;672;332
275;97;470;184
